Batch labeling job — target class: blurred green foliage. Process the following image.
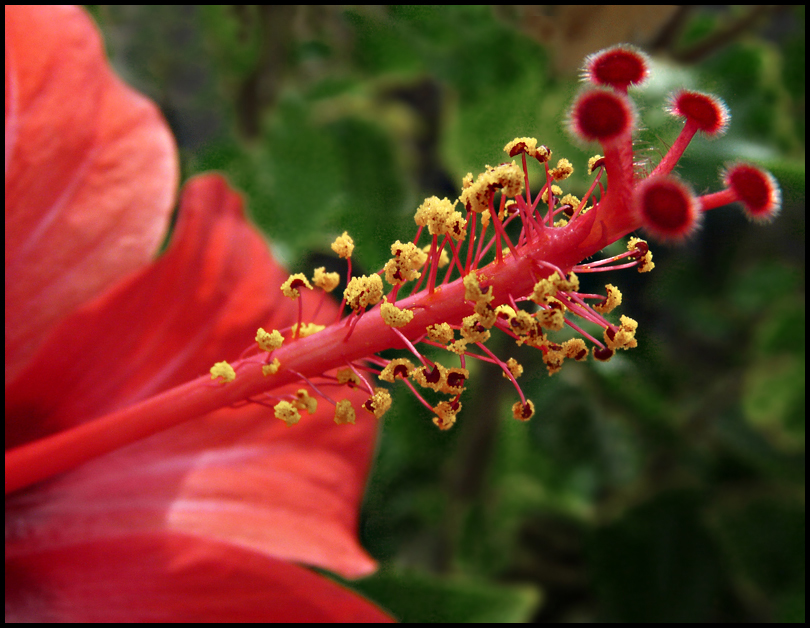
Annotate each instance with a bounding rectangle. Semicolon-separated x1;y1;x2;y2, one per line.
91;6;804;622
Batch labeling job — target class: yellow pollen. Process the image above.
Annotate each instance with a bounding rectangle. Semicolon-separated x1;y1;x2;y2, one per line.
432;400;462;430
291;322;325;338
384;240;427;286
293;389;318;415
541;185;563;204
331;231;354;259
274;401;301;426
587;154;605;175
312;267;340;292
459;162;524;214
337;367;365;389
447;339;469;355
460;313;491;343
364;388;393;418
463;271;491;304
422;244;450;268
442;367;469;395
605;315;638;351
262;358;281;376
427;322;454;344
503;137;550;162
537;299;565;331
413;196;466;239
628;237;655;273
256;328;284;352
512;399;535;421
549;158;574;181
334;399;356;425
563;338;588;361
380;299;414;328
504;357;523;379
379;358;416;383
344;274;383;313
210;360;236;383
281;273;313;298
594;284;622;314
413;363;448;392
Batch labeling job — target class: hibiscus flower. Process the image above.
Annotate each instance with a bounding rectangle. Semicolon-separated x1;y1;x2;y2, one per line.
5;6;390;621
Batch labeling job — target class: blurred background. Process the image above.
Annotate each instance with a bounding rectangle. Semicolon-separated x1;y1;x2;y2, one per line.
89;6;804;622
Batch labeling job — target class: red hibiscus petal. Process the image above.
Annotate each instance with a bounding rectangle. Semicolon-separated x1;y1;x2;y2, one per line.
6;174;297;448
5;6;179;384
6;173;380;579
7;397;379;580
6;533;393;622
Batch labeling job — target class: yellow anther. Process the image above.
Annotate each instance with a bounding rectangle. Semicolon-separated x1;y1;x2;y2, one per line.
210;360;236;383
541;185;563;204
463;271;490;303
463;272;497;327
427;322;454;344
334;399;356;425
262;358;281;376
460;313;491;343
291;322;325;338
344;274;383;313
331;231;354;259
563;338;588;361
605;315;638;351
312;267;340;292
274;401;301;426
422;244;450;268
587;154;605;175
594;284;622;314
256;328;284;352
504;136;537;157
512;399;535;421
503;137;550;162
544;345;566;375
495;304;517;320
532;272;578;305
444;211;468;242
459;162;524;214
413;196;465;239
537;299;565;331
549;158;574;181
531;277;556;304
380;299;414;328
379;358;415;383
293;389;318;415
363;387;392;418
281;273;312;298
413;363;447;392
559;193;581;209
628;237;655;273
447;339;469;355
503;357;523;379
558;272;579;293
384;240;427;286
432;400;461;430
442;367;469;395
337;368;364;389
510;309;538;337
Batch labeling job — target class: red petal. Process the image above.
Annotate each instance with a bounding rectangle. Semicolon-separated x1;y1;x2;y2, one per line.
5;6;179;383
6;174;295;447
6;533;393;622
7;395;379;580
6;174;380;579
